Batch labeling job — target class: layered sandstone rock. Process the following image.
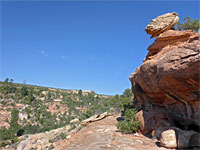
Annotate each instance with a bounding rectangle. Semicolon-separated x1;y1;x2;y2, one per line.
145;12;179;38
130;30;200;148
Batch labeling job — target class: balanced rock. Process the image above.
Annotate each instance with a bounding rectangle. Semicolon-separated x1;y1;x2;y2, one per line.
145;12;179;38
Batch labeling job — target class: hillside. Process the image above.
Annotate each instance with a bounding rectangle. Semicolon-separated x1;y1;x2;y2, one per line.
0;80;109;146
0;79;133;148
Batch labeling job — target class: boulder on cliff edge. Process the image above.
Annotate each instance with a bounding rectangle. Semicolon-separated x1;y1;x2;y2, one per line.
145;12;179;38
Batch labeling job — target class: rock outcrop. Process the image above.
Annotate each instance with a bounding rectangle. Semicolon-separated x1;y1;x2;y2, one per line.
130;27;199;148
81;112;109;125
130;29;200;127
145;12;179;38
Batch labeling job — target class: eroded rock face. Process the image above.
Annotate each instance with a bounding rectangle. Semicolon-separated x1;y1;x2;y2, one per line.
136;110;173;138
145;12;179;38
130;30;200;148
130;30;200;127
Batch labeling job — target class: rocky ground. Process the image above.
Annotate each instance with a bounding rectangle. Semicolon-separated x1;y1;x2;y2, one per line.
54;115;169;150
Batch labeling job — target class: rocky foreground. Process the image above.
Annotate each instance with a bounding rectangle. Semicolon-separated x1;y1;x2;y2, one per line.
54;115;169;150
130;12;200;149
3;113;168;150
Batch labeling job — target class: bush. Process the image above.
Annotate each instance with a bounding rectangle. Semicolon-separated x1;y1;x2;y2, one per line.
21;86;28;96
85;109;93;118
175;16;199;32
0;108;20;147
122;89;133;97
116;108;140;134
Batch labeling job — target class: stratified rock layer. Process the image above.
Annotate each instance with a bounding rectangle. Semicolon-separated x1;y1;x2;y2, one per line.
145;12;179;38
130;30;200;130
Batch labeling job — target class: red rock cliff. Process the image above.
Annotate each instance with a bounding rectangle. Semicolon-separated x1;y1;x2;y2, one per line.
129;30;200;128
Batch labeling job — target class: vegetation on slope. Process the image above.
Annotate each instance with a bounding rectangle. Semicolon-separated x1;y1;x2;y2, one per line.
0;78;138;146
0;78;111;146
116;108;140;134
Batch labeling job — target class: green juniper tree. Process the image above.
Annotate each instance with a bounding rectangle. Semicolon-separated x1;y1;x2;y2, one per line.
175;16;199;32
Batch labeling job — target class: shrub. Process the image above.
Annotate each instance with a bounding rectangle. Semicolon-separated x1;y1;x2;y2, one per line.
78;89;82;96
21;86;28;96
28;89;35;102
85;109;93;118
0;108;20;147
116;108;140;134
122;89;133;97
175;16;199;32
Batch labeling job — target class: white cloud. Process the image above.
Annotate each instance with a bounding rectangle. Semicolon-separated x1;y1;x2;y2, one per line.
61;56;65;59
60;55;69;60
40;50;48;56
40;50;44;55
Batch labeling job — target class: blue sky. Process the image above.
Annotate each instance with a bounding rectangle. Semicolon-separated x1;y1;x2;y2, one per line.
1;1;199;95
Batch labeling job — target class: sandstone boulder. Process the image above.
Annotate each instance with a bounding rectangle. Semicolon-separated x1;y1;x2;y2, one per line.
160;129;177;148
145;12;179;38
